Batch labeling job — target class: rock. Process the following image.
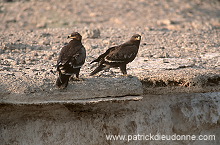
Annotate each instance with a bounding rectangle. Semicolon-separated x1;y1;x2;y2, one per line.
43;40;50;46
157;19;176;26
32;41;38;44
91;44;99;49
39;40;50;46
0;49;4;54
40;33;52;38
10;60;18;66
82;29;101;39
33;52;38;56
102;40;112;46
154;52;170;58
47;55;53;60
51;46;58;50
20;59;26;64
36;22;47;28
6;17;17;23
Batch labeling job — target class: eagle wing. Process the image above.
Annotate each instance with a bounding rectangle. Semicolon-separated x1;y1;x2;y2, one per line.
90;46;116;64
57;42;85;73
105;43;138;63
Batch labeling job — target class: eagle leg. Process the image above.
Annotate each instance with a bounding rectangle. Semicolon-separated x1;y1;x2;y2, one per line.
75;68;80;78
56;73;71;89
70;68;84;81
119;64;127;75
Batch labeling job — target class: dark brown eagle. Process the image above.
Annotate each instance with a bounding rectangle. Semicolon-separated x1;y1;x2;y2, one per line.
90;34;141;76
56;32;86;89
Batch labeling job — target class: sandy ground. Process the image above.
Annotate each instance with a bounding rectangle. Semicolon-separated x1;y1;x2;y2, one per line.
1;0;220;30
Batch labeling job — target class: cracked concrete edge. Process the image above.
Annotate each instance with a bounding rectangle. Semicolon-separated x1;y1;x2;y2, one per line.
0;95;143;105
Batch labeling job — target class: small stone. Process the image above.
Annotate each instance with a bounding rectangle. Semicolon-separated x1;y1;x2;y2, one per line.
0;49;4;54
91;45;99;49
163;59;170;63
36;22;47;28
47;55;53;60
157;19;172;26
43;40;50;46
144;27;150;31
33;52;38;56
51;46;58;50
103;40;111;45
82;29;101;39
6;17;16;23
39;40;50;46
158;52;169;58
20;59;26;64
11;60;18;66
32;69;39;72
32;41;38;44
40;33;51;38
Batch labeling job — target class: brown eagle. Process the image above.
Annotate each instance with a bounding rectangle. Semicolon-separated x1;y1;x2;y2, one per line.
56;32;86;88
90;34;141;76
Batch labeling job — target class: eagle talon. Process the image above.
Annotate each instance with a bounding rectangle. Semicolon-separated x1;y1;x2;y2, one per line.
56;85;68;90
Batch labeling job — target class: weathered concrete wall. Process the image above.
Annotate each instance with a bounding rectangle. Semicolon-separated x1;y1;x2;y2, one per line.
1;91;220;145
1;52;220;145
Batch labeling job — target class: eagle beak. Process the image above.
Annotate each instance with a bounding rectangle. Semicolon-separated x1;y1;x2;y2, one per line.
136;36;141;40
67;35;76;39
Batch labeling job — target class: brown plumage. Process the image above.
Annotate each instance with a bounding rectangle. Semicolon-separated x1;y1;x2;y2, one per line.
56;32;86;89
90;34;141;76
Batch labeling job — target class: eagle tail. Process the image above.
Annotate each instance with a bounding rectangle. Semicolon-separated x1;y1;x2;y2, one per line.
56;73;71;89
90;58;99;64
90;64;105;76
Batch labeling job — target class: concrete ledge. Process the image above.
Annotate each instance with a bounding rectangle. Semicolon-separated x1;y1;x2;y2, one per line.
0;76;143;105
1;68;220;105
